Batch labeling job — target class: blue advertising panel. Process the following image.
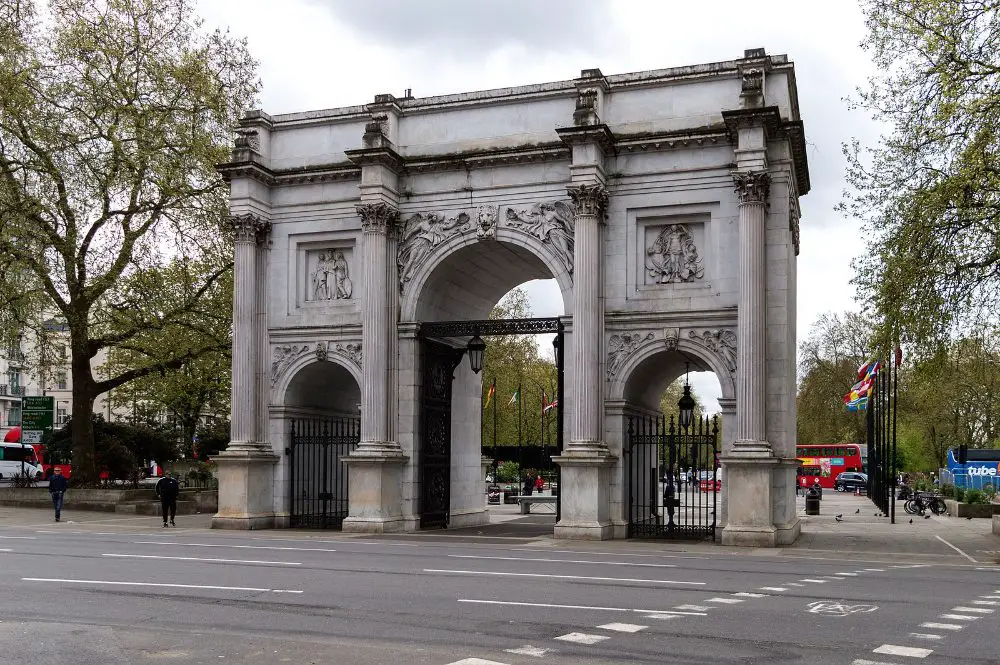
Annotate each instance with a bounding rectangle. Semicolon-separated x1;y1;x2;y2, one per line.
946;449;1000;489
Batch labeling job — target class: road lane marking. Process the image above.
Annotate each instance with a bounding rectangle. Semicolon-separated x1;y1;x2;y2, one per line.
835;572;859;576
597;623;646;633
786;583;806;587
131;541;337;552
102;554;301;566
853;660;909;665
935;535;977;563
447;659;510;665
801;579;827;583
0;548;11;552
733;592;767;598
705;597;743;604
0;536;35;539
21;578;302;593
674;604;711;611
425;569;704;585
447;555;676;568
554;633;608;645
504;645;550;657
872;644;933;658
820;577;843;580
951;606;993;614
939;613;980;621
862;568;886;572
973;600;1000;605
919;622;963;631
909;633;943;640
759;587;788;592
456;599;706;615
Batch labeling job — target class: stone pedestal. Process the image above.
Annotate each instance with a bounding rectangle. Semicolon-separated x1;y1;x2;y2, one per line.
772;458;802;545
720;455;777;546
211;450;278;530
552;453;615;540
341;452;407;533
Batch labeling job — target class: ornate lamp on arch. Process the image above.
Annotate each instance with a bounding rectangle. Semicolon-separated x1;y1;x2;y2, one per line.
466;334;486;374
678;362;695;431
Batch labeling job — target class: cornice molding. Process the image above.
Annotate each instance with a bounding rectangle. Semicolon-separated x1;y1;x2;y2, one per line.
344;145;405;173
556;124;616;153
721;106;810;195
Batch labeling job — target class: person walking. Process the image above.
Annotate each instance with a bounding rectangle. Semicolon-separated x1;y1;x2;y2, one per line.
48;466;68;522
155;471;180;527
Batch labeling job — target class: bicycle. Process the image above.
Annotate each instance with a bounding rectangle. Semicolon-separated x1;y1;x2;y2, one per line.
904;491;946;516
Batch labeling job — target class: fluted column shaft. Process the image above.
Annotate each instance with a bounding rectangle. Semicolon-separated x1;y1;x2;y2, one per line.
255;236;270;449
357;203;398;450
229;215;269;451
733;172;770;446
566;184;608;451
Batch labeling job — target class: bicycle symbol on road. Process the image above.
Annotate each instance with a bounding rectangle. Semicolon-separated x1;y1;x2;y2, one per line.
807;601;879;617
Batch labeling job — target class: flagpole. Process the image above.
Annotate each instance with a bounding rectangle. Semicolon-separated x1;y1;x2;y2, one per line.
517;381;522;476
492;377;497;474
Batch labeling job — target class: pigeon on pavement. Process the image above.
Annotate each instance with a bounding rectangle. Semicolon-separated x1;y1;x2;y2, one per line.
855;508;860;514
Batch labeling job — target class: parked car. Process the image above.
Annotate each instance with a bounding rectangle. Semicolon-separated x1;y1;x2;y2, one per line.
834;472;868;492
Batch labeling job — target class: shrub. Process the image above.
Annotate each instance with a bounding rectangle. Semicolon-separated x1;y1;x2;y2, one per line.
495;461;520;483
983;483;996;498
954;487;966;502
964;489;989;505
940;484;955;498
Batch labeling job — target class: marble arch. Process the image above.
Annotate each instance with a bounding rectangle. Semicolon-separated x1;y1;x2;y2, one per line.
214;48;810;547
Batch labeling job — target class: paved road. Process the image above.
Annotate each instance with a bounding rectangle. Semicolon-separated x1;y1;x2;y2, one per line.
0;502;997;664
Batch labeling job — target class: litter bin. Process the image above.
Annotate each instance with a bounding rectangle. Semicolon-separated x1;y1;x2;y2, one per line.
812;482;823;500
805;487;821;516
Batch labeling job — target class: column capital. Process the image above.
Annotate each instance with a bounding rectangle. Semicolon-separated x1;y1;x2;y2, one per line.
356;202;399;234
229;213;271;245
567;183;608;220
731;171;771;205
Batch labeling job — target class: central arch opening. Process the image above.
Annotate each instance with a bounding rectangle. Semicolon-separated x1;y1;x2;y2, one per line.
406;238;568;530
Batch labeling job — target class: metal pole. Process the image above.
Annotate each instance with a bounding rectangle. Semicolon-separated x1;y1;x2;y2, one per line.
890;356;898;524
556;324;565;522
492;377;497;473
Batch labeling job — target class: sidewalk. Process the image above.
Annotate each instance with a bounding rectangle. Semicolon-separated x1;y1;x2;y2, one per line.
1;493;996;566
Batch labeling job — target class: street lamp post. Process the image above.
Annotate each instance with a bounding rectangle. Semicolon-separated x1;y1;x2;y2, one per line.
678;363;695;432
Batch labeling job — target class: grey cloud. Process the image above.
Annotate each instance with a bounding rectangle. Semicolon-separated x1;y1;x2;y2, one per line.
308;0;616;54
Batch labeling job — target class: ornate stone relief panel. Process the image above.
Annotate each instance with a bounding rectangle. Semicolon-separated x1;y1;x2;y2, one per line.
604;326;737;382
331;341;363;368
395;200;576;293
306;248;354;302
271;344;311;386
606;331;655;379
397;211;473;290
644;223;705;285
503;201;575;274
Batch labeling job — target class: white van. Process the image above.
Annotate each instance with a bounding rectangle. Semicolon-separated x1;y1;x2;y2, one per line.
0;442;44;480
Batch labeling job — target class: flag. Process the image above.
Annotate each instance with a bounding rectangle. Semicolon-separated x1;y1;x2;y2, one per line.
508;387;520;406
895;346;903;367
543;399;558;413
484;380;495;409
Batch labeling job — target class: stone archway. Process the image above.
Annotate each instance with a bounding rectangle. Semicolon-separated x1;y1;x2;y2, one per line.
272;349;362;528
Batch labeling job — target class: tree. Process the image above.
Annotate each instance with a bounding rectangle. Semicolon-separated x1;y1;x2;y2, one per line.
796;312;872;445
843;1;1000;348
0;0;258;483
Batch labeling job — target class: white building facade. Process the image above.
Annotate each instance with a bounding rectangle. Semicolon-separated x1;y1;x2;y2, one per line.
215;48;809;546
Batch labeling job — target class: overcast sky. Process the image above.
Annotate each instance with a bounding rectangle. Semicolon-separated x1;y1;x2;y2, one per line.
199;0;880;412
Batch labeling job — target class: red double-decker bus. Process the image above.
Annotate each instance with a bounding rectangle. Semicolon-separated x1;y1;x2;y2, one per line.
797;443;864;490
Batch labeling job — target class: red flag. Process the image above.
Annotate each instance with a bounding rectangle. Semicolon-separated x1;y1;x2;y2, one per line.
894;346;903;367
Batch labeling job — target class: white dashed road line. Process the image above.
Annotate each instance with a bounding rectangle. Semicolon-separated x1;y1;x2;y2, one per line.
425;569;704;585
909;633;943;641
759;586;788;592
872;644;933;658
457;599;706;616
939;613;980;621
504;645;550;657
597;623;647;633
21;577;303;594
447;554;676;568
853;660;908;665
553;632;608;645
951;607;992;613
102;553;301;566
972;600;999;605
674;604;711;612
733;592;767;598
919;622;963;631
447;659;510;665
705;597;743;604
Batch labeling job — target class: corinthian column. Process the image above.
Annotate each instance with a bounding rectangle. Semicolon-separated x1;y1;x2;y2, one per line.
732;171;770;451
228;214;270;452
255;226;271;451
356;202;399;453
565;183;608;454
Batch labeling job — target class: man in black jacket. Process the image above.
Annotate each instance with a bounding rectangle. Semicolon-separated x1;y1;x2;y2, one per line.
155;471;180;527
48;466;68;522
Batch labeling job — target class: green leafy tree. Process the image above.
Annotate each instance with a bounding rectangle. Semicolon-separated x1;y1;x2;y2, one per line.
0;0;258;483
796;312;872;445
843;1;1000;348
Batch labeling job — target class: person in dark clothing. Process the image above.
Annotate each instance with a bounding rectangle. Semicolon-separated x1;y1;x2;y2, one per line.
48;466;68;522
155;471;180;527
522;474;534;496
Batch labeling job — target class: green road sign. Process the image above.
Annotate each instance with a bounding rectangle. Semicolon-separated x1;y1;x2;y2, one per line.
21;395;54;444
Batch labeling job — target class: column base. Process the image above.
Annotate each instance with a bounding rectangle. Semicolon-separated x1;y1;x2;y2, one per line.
341;447;407;534
552;450;615;541
448;508;490;529
720;452;777;547
211;448;278;530
731;438;772;457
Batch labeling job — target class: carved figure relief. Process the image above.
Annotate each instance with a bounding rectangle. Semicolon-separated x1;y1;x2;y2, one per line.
645;224;705;284
477;205;498;240
606;331;655;379
315;342;328;362
664;327;680;351
332;342;363;368
271;344;311;385
398;211;472;290
504;201;575;274
688;329;737;373
309;250;353;301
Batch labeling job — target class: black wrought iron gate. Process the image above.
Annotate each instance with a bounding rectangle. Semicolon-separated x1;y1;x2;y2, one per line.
625;414;719;540
289;417;359;528
420;340;464;528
